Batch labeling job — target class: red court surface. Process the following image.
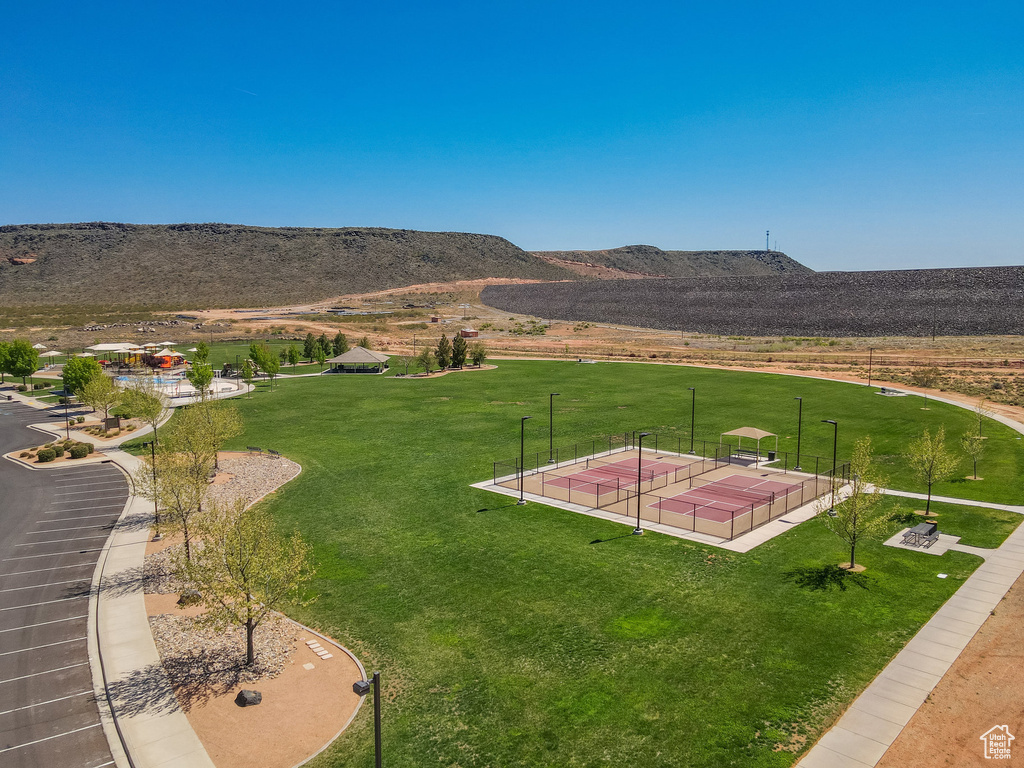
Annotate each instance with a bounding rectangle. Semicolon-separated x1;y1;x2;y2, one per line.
649;474;803;523
544;456;684;496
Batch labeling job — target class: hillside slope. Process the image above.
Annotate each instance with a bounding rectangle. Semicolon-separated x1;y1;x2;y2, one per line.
534;246;812;277
481;268;1024;337
0;222;579;309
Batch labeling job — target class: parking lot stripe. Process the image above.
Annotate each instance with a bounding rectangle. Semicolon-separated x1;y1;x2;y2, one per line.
28;525;109;534
0;689;92;716
0;596;85;611
16;534;110;546
49;495;126;505
39;513;122;523
52;481;125;489
44;503;125;514
0;661;89;685
4;549;102;560
0;636;87;656
0;615;87;633
0;722;101;754
1;563;95;577
0;578;86;593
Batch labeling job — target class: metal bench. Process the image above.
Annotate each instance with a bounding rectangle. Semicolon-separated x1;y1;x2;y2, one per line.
247;446;263;454
267;449;282;458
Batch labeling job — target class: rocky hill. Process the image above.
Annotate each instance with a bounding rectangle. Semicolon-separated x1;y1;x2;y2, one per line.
0;222;579;309
534;246;812;278
481;267;1024;337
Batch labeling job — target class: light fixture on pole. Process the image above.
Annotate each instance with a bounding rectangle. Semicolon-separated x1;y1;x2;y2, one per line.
867;348;875;388
518;416;532;505
633;432;652;535
794;397;803;471
688;387;696;453
63;386;71;440
548;393;560;463
822;419;838;513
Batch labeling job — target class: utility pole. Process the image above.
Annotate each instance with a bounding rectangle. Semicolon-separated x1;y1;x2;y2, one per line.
766;230;770;251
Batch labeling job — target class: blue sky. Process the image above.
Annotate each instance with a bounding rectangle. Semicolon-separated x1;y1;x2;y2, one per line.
2;2;1021;271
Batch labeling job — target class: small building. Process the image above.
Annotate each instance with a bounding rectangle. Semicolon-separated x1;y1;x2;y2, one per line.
460;328;479;338
430;316;440;323
326;346;390;374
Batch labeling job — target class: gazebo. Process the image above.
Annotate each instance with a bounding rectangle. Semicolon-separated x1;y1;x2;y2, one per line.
720;427;779;462
326;346;390;374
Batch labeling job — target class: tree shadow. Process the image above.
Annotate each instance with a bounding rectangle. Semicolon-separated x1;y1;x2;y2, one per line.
98;564;147;598
115;511;154;533
784;564;872;592
104;662;180;717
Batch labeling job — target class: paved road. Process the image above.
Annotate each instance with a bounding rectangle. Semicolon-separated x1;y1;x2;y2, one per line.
0;399;126;768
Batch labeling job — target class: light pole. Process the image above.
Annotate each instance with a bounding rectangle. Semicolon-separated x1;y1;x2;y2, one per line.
548;393;560;463
633;432;651;535
141;440;161;539
352;671;383;768
688;387;696;453
794;397;803;471
867;348;875;388
518;416;532;505
63;386;71;439
822;419;838;513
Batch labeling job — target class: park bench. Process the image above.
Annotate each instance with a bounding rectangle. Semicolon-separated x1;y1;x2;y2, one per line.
247;446;263;455
268;449;282;459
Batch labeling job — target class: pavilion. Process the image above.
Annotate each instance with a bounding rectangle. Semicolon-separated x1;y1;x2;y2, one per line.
326;347;390;374
719;427;779;462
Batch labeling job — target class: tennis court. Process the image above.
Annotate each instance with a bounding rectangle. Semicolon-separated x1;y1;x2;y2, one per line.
492;441;835;541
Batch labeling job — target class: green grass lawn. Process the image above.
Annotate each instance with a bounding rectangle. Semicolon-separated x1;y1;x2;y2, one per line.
155;360;1023;766
886;498;1022;549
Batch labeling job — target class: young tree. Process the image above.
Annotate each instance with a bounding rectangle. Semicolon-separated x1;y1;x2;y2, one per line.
302;332;316;361
80;375;121;421
135;450;207;560
287;343;301;370
395;355;413;375
417;348;436;374
469;342;488;367
451;334;468;368
961;422;985;480
241;358;255;398
180;499;315;666
193;341;211;365
975;399;993;437
332;331;349;356
317;333;330;357
8;339;40;385
62;356;102;397
907;425;959;513
0;340;10;383
358;335;372;350
314;340;328;372
817;437;893;570
120;380;169;444
186;362;214;399
435;334;452;369
249;343;279;390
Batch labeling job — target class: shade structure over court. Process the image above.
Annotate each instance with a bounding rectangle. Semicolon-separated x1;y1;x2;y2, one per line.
326;346;390;373
720;427;778;459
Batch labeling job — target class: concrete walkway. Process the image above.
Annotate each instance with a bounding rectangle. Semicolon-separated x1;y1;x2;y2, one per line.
881;488;1024;514
795;496;1024;768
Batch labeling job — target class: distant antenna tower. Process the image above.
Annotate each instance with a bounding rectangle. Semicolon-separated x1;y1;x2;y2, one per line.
766;230;770;251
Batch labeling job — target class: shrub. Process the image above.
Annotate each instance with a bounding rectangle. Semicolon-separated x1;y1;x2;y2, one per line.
76;416;85;424
19;451;30;458
33;383;45;390
17;385;27;392
70;444;89;459
85;443;94;454
44;442;53;448
68;421;76;430
37;449;56;463
51;445;65;458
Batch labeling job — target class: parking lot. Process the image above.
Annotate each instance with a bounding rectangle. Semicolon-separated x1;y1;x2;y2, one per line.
0;400;127;768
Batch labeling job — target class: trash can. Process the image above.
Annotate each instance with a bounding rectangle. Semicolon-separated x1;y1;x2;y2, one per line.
767;451;776;461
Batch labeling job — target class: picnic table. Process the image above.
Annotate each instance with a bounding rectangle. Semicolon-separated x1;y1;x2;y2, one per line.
902;521;939;548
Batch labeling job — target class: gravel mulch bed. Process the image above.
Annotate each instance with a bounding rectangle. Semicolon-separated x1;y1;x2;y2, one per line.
149;612;298;710
207;454;301;507
144;543;187;594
